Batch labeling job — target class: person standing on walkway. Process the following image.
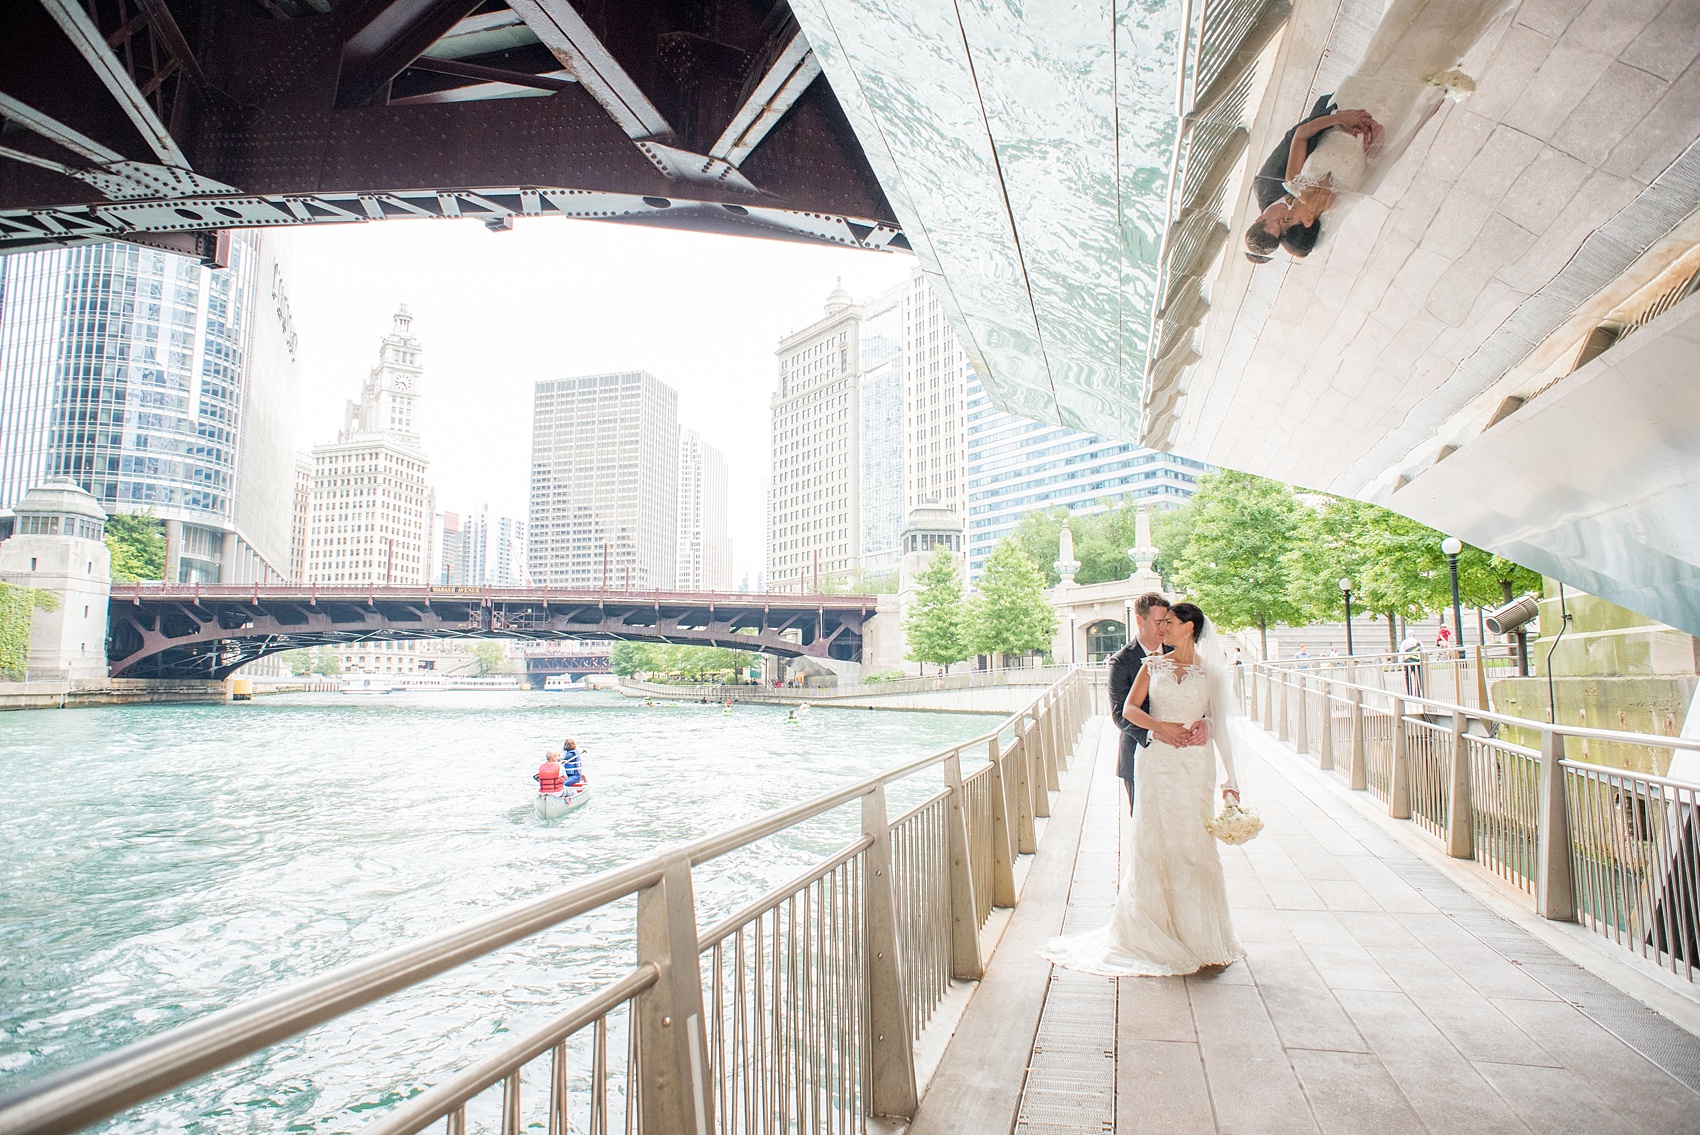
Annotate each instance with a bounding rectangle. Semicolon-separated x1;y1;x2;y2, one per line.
1107;594;1205;814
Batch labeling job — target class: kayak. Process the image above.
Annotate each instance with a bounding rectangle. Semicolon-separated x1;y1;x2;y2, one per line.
534;783;591;820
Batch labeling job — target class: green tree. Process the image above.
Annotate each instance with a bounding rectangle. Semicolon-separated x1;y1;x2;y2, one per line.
104;512;166;582
310;646;342;675
610;641;657;677
278;648;314;676
967;541;1056;659
1149;502;1194;590
0;582;58;679
473;641;507;675
905;548;969;669
1170;470;1304;658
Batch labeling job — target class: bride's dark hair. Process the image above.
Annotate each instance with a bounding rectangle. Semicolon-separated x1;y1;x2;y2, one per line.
1168;602;1206;640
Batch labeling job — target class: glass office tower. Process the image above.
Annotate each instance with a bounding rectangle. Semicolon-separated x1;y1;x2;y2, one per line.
0;233;300;582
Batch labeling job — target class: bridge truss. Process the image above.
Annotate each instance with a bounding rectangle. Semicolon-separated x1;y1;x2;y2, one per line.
106;585;873;679
0;0;902;258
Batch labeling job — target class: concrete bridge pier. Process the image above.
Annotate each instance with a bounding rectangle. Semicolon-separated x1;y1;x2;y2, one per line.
0;479;111;682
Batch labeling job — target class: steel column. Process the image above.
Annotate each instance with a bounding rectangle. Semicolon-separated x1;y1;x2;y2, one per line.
1446;712;1474;858
1389;697;1413;819
1536;730;1577;921
1349;688;1367;791
1294;675;1309;756
986;737;1017;906
634;856;713;1135
1318;681;1334;771
1009;732;1038;854
942;752;984;980
861;785;920;1119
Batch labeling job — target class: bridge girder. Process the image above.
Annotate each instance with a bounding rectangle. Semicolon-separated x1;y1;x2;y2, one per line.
0;0;902;257
106;587;871;679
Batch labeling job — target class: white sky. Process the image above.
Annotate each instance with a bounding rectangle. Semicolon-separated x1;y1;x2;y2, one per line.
279;218;916;584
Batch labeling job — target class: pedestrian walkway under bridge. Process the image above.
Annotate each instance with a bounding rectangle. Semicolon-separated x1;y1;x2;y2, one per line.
0;671;1696;1135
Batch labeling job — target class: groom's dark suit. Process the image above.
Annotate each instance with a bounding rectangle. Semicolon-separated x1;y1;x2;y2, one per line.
1107;637;1171;815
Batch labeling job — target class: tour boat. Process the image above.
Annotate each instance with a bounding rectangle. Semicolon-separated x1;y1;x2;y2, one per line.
340;674;399;695
534;783;591;820
543;675;582;691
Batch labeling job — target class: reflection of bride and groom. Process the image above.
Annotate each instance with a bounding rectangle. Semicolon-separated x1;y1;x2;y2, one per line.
1241;0;1510;263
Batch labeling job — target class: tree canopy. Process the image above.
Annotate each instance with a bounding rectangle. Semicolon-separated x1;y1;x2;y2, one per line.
104;512;166;582
1168;471;1305;656
610;642;757;681
904;548;969;668
967;541;1056;659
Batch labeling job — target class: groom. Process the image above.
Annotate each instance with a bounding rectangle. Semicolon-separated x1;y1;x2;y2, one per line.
1108;594;1207;814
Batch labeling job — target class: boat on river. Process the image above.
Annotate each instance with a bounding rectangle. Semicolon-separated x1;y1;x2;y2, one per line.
534;783;590;820
340;674;399;695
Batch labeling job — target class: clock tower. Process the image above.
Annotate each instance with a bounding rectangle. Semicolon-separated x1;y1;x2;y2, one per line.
340;304;423;442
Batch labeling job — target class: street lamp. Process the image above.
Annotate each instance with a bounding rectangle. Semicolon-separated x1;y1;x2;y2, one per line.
1441;536;1464;655
1338;577;1354;656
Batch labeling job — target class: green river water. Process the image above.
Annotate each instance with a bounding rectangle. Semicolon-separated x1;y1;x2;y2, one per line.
0;691;989;1133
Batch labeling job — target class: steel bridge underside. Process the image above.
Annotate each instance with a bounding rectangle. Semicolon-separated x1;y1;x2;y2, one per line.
0;0;902;258
107;588;872;679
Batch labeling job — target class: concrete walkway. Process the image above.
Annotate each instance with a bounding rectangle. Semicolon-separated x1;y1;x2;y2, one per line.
914;715;1700;1134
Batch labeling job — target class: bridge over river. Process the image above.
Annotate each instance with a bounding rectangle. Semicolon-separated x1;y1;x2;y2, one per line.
105;584;878;679
2;667;1695;1135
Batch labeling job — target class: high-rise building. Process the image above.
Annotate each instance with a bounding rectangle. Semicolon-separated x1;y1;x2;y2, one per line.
678;428;732;591
435;509;467;586
964;372;1210;578
857;284;905;578
464;504;528;587
0;233;300;582
903;269;969;519
769;281;862;592
303;307;434;586
529;371;679;590
290;456;311;582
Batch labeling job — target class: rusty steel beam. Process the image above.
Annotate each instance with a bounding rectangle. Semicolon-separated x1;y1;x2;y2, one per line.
336;0;489;108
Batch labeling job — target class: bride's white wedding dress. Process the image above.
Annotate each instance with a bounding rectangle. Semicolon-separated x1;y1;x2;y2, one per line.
1040;655;1243;976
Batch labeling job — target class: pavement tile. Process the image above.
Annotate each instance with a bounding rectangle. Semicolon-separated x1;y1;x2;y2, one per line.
1116;1039;1217;1135
1605;54;1700;183
1554;60;1671;168
1188;982;1320;1135
1335;988;1537;1135
1497;144;1593;231
1513;0;1591;38
1467;24;1557;122
1242;938;1369;1053
1565;0;1676;58
1117;974;1197;1043
1473;1061;1644;1135
1288;1049;1426;1135
1371;944;1560;1066
1504;38;1617;141
1488;996;1700;1132
1620;0;1700;80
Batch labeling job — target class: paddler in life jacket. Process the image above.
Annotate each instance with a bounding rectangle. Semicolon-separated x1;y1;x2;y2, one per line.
559;738;587;786
535;751;566;794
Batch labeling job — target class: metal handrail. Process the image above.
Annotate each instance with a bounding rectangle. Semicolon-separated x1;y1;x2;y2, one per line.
0;671;1092;1135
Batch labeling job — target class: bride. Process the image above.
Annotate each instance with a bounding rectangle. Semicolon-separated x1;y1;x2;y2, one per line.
1040;602;1243;976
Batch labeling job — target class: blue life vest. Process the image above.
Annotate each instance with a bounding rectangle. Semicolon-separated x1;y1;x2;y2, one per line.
561;748;584;785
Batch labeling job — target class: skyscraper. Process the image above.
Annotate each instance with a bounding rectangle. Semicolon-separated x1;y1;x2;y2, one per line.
964;372;1209;578
529;371;679;590
904;269;969;518
769;281;862;592
463;504;528;587
678;428;733;591
857;284;905;577
0;233;300;582
303;307;434;586
435;509;466;586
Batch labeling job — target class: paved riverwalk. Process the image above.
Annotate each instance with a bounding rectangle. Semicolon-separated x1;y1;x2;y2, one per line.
913;714;1700;1134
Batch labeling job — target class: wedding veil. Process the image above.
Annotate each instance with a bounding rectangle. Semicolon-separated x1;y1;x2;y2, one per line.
1196;618;1240;794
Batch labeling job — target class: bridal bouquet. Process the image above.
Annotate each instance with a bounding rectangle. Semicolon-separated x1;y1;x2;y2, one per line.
1205;800;1264;845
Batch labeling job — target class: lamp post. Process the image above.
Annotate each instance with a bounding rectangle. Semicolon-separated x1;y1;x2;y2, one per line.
1441;536;1464;655
1339;577;1354;656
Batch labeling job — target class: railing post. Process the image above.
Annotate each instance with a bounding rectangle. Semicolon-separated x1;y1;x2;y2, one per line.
1349;689;1367;791
943;752;984;980
1039;708;1061;794
1318;681;1334;771
1048;691;1068;774
1277;672;1290;743
1009;731;1039;852
986;737;1017;906
1446;711;1474;858
1536;729;1577;921
635;856;714;1135
1389;697;1412;819
1261;669;1273;731
1023;717;1051;819
1294;674;1309;756
862;785;920;1119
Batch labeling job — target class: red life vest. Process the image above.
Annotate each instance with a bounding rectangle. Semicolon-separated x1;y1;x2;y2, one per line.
537;761;565;793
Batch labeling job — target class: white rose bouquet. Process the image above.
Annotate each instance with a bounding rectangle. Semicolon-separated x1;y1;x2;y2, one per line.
1205;799;1263;845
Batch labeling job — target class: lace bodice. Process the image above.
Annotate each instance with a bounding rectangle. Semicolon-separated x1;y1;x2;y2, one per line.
1144;656;1213;723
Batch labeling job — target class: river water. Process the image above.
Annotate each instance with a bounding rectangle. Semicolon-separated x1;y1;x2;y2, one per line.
0;691;990;1133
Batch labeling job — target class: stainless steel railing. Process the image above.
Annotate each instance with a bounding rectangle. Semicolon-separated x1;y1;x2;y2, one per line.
1245;661;1700;979
0;671;1095;1135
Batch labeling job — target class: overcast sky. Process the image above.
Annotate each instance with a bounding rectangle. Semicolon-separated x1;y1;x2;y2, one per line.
279;218;916;584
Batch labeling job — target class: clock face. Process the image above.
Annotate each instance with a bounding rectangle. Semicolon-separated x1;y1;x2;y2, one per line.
394;375;413;390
